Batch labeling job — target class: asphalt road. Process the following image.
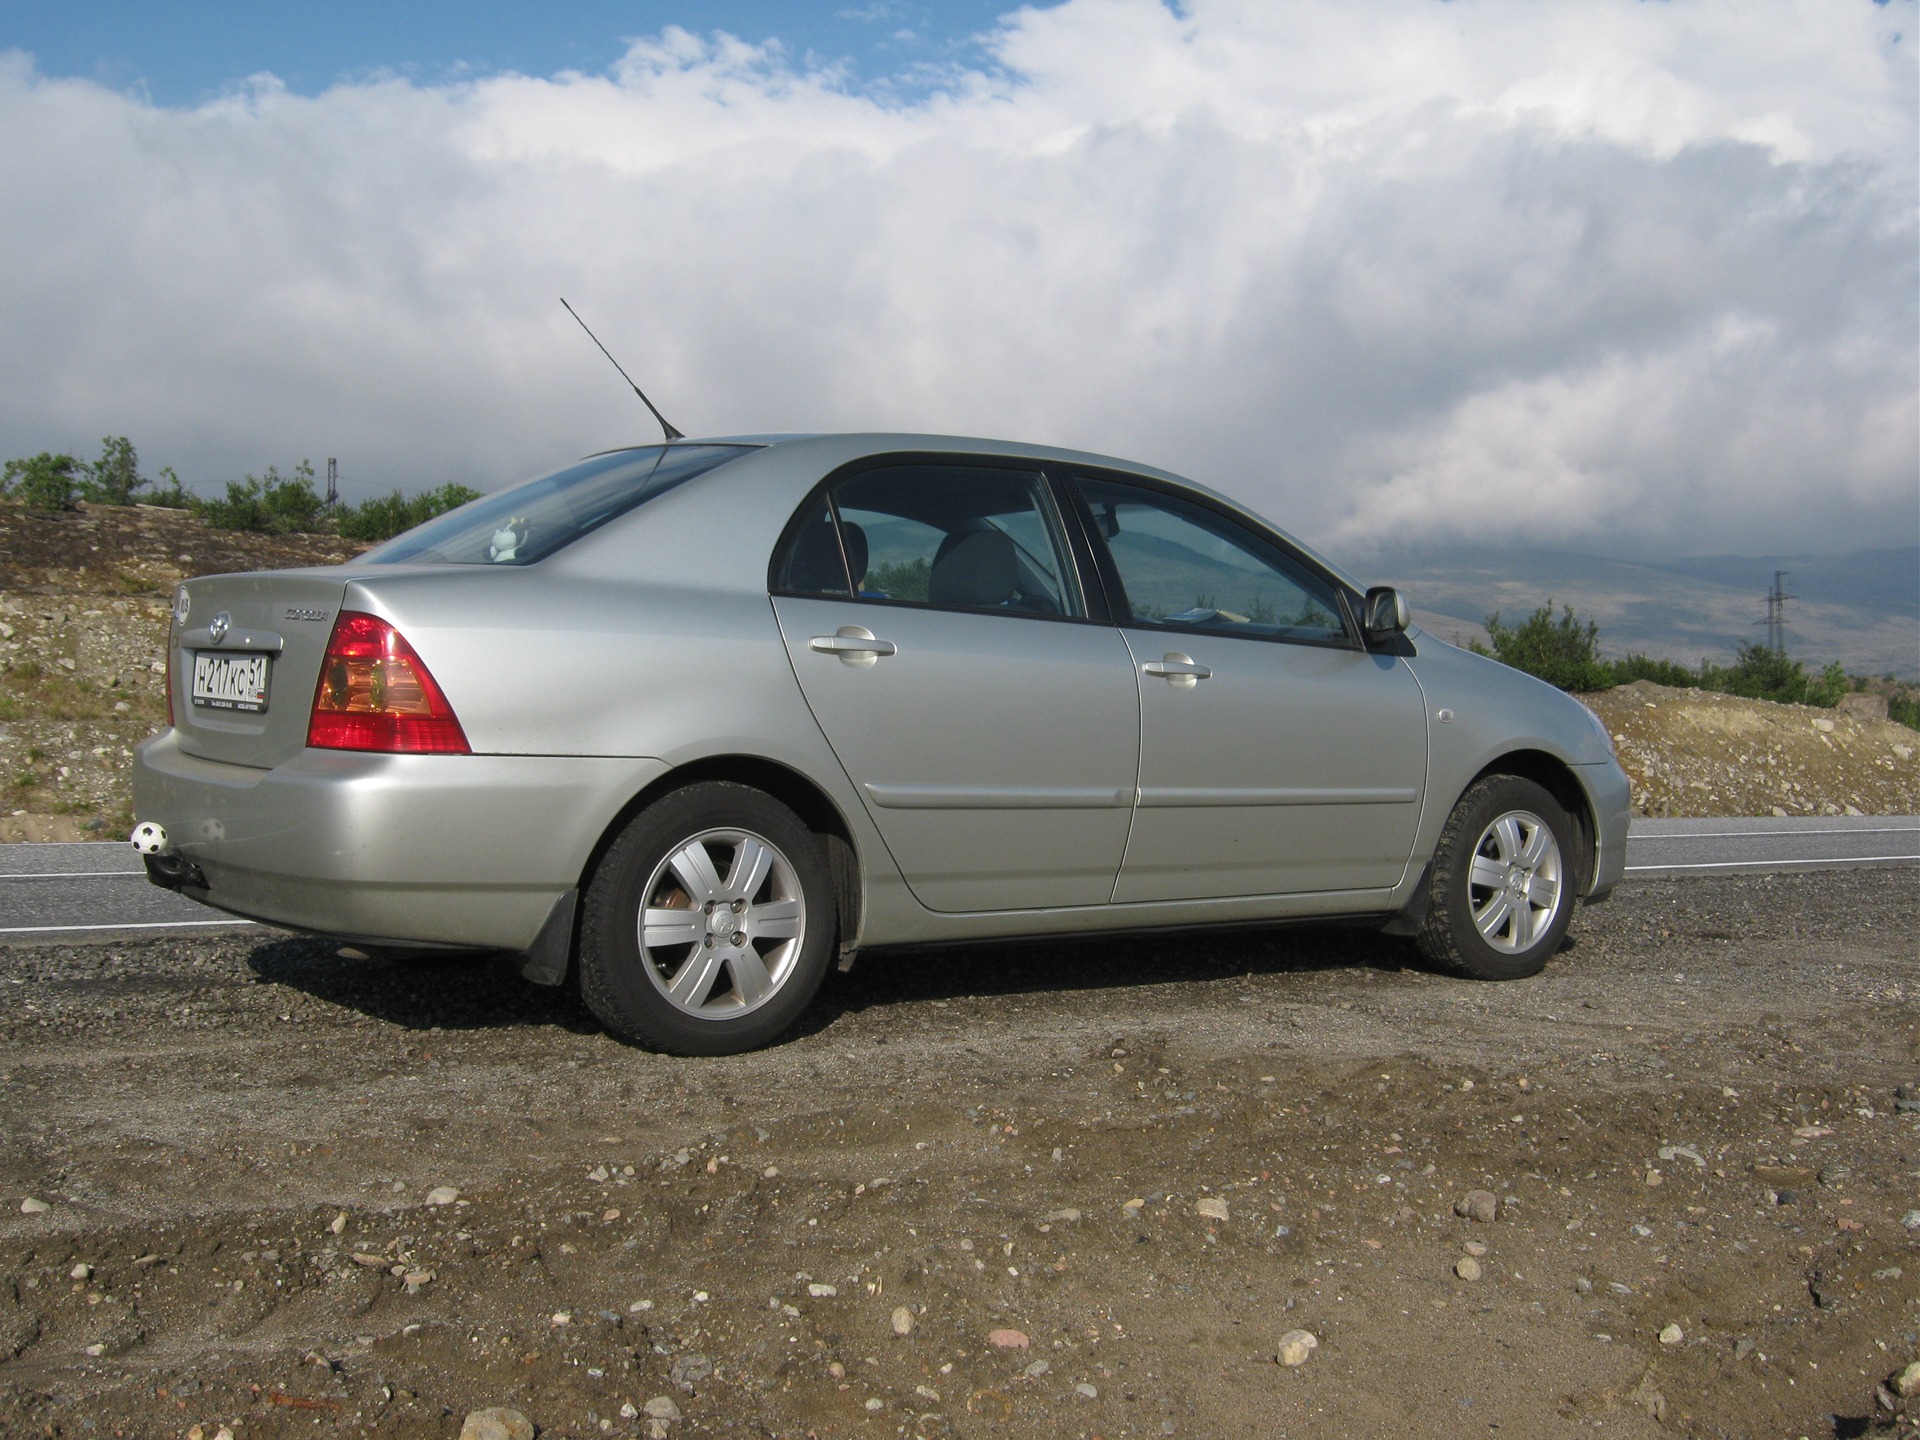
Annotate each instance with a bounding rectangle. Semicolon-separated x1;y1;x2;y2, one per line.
2;813;1914;941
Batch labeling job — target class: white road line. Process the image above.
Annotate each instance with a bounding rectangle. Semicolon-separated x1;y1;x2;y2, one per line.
0;919;257;935
0;871;149;881
1633;826;1920;841
1625;854;1920;873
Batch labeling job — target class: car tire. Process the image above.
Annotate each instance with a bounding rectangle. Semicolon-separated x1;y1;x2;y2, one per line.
1416;775;1577;981
579;782;836;1055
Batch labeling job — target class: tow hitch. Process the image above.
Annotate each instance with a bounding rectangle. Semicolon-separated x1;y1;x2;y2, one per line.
130;821;208;891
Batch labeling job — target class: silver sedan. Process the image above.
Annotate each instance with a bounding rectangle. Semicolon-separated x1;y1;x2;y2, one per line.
132;434;1630;1054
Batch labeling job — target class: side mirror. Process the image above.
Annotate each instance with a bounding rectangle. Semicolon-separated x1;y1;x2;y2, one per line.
1362;585;1409;640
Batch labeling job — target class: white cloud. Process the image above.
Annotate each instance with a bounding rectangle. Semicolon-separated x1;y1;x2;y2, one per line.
0;0;1911;559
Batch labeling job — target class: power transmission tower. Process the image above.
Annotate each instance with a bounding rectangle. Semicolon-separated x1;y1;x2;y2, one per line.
325;457;338;508
1760;569;1795;656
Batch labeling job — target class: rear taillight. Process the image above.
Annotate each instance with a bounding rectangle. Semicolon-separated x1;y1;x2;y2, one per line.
307;611;470;754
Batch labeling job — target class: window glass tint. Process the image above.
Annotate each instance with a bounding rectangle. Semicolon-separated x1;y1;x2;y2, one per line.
775;464;1084;618
1076;476;1349;645
771;494;851;597
362;444;752;566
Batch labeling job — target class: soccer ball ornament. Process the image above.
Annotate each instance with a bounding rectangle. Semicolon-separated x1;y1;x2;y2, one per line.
130;821;169;855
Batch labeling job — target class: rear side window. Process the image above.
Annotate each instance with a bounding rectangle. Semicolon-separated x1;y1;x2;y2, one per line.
362;444;753;566
771;462;1086;619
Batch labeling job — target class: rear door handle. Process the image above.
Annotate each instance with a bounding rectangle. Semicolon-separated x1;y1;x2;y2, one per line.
809;627;897;666
1142;653;1211;687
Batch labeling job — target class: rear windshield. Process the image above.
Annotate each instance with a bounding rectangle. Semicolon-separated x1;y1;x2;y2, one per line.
360;444;753;566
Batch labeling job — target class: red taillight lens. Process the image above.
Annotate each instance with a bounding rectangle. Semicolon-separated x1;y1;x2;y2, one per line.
307;611;470;754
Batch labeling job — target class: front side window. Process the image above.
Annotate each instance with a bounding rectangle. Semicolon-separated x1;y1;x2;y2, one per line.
1074;475;1351;646
772;463;1085;619
362;444;753;567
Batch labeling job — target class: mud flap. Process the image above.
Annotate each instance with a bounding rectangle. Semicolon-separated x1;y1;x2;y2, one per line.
516;889;578;986
1378;863;1433;937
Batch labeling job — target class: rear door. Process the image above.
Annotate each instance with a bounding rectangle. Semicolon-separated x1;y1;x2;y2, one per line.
1070;473;1429;902
770;459;1139;913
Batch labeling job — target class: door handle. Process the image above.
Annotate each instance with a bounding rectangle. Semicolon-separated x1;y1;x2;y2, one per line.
1142;653;1211;687
809;627;897;666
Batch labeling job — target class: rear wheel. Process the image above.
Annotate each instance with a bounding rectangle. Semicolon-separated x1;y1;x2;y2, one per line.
1417;775;1576;980
580;782;835;1055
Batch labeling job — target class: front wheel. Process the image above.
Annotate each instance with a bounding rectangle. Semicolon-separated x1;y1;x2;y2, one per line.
579;782;836;1055
1417;775;1577;980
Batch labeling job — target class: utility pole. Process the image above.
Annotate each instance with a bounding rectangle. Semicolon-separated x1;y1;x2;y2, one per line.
325;458;338;508
1761;569;1795;656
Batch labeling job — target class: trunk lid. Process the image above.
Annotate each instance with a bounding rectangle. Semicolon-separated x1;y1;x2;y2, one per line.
170;571;351;768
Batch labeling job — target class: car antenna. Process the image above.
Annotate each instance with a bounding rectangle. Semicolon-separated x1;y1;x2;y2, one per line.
560;298;684;442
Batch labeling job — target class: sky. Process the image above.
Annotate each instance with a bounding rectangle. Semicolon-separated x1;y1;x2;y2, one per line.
0;0;1914;564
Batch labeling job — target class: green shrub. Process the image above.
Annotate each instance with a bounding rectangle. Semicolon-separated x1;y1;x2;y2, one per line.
1699;642;1845;707
143;466;194;509
78;435;145;505
2;452;83;512
1471;602;1615;692
200;461;327;533
337;482;481;543
1889;690;1920;732
1608;653;1699;688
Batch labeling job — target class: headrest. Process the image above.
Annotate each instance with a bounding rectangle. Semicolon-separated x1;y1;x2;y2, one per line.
927;528;1016;609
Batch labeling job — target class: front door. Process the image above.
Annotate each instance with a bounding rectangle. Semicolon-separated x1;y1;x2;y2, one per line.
1071;473;1429;902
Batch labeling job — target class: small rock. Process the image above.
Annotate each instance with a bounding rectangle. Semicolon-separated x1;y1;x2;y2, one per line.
1075;1382;1099;1398
1893;1362;1920;1399
668;1352;712;1389
644;1395;683;1420
426;1186;460;1206
1455;1257;1483;1282
808;1283;837;1298
458;1408;534;1440
891;1305;914;1337
1659;1324;1684;1346
988;1328;1030;1350
1043;1208;1082;1224
403;1269;434;1294
351;1252;388;1268
1024;1359;1051;1378
1733;1337;1756;1361
1195;1197;1230;1223
1276;1328;1318;1367
1462;1241;1488;1257
1901;1210;1920;1231
1817;1164;1851;1188
19;1198;48;1215
70;1263;93;1281
1573;1276;1593;1295
1657;1145;1705;1168
328;1211;348;1235
864;1397;884;1411
1454;1190;1498;1223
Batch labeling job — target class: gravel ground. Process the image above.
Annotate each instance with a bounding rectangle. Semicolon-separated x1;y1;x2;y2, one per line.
1;870;1917;1440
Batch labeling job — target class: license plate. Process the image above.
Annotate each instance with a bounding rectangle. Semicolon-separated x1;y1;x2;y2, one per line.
191;652;272;713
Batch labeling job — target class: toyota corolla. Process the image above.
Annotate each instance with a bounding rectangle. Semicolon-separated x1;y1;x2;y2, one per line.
132;434;1630;1054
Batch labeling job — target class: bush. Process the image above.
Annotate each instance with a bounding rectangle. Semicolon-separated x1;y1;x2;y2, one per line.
1471;602;1614;692
78;435;145;505
1609;653;1699;688
1889;690;1920;732
1700;643;1846;708
1;452;83;512
143;466;194;509
337;482;481;543
200;461;327;534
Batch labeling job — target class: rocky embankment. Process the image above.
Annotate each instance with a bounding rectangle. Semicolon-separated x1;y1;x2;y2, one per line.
1584;681;1920;819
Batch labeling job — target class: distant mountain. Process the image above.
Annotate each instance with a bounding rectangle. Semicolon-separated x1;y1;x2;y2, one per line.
1363;545;1919;679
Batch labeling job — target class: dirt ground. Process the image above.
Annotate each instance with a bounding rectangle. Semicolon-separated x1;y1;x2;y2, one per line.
2;870;1916;1440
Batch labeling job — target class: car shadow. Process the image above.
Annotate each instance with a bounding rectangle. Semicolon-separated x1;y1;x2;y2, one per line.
243;936;601;1035
788;919;1428;1040
242;920;1434;1044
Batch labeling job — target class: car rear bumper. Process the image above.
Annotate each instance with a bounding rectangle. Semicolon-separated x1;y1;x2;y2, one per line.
132;730;667;951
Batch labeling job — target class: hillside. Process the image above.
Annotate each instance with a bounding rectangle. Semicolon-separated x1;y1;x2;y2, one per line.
1376;544;1919;679
0;500;1914;841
